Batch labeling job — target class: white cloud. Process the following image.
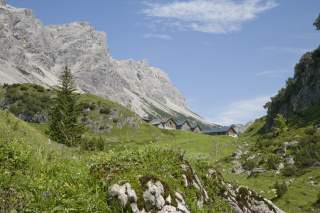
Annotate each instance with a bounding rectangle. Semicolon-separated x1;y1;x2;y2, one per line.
143;0;278;34
143;33;172;40
210;96;270;125
261;46;310;55
255;69;290;77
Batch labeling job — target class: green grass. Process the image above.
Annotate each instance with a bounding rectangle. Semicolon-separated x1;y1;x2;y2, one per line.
215;117;320;213
159;132;238;164
0;110;235;212
2;83;319;212
0;111;110;212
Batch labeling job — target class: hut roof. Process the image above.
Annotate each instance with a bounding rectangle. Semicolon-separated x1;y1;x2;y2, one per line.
176;120;192;128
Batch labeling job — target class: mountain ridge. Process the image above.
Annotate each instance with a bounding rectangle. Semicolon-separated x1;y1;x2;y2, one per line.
0;2;208;124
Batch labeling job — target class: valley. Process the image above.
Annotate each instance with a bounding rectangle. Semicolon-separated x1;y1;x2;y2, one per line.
0;1;320;212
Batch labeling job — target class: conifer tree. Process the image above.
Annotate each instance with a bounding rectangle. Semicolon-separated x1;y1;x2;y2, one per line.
48;67;83;146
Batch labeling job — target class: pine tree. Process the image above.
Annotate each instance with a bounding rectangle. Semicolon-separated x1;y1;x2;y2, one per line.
48;67;84;146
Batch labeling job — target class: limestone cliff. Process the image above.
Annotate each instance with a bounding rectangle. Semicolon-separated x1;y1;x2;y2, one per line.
0;2;205;122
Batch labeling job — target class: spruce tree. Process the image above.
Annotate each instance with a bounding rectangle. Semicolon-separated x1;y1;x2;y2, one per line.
48;67;84;146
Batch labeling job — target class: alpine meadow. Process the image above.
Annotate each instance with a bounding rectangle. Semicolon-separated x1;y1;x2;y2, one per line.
0;0;320;212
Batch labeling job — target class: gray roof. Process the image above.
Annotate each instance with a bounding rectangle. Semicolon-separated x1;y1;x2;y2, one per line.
176;120;192;128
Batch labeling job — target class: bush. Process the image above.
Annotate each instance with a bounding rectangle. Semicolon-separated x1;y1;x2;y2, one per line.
100;107;111;115
271;114;288;137
295;133;320;168
243;159;258;171
81;137;105;151
314;191;320;208
274;181;288;198
266;154;282;170
305;126;317;135
2;84;52;123
281;165;297;177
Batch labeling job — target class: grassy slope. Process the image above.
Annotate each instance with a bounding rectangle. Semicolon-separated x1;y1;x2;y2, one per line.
0;111;109;211
0;110;235;212
216;118;320;213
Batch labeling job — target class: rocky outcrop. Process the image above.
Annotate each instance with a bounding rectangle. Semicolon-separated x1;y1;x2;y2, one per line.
206;169;285;213
180;163;209;208
266;47;320;125
0;3;205;122
108;165;284;213
223;185;285;213
109;180;190;213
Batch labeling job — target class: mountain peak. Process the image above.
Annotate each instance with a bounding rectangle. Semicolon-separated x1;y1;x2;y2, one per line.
0;2;207;124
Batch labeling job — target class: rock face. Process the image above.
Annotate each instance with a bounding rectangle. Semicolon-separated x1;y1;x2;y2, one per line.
0;3;204;122
266;47;320;124
107;166;284;213
223;185;285;213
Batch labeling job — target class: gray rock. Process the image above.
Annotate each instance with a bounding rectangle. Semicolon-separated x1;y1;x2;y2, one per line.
143;180;166;211
158;205;179;213
285;157;295;165
250;167;267;176
284;141;299;149
109;183;137;208
232;161;245;174
180;164;209;207
0;3;205;122
223;185;285;213
232;150;243;160
175;192;190;213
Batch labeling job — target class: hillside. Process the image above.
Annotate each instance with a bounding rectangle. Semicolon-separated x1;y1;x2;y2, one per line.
0;80;287;212
212;22;320;212
265;46;320;127
0;108;287;212
0;1;208;125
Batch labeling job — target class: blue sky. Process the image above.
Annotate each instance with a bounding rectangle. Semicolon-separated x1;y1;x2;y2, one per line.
8;0;320;125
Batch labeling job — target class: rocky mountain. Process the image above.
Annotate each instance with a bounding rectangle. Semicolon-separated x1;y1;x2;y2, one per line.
265;46;320;125
0;1;206;123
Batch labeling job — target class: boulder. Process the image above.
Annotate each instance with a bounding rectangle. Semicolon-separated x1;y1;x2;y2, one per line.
175;192;190;213
109;183;137;209
285;157;295;165
232;150;243;160
250;167;267;176
143;180;166;211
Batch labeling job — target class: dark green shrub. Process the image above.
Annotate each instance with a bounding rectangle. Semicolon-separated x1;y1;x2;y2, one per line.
305;126;317;135
2;84;52;123
100;107;111;115
274;181;288;198
316;191;320;207
295;134;320;168
243;159;257;171
281;165;297;177
266;154;282;170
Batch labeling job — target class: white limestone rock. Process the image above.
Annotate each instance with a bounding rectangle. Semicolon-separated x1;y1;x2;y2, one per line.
143;180;166;211
0;3;206;122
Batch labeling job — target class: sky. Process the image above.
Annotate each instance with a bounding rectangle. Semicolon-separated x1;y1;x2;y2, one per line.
7;0;320;125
